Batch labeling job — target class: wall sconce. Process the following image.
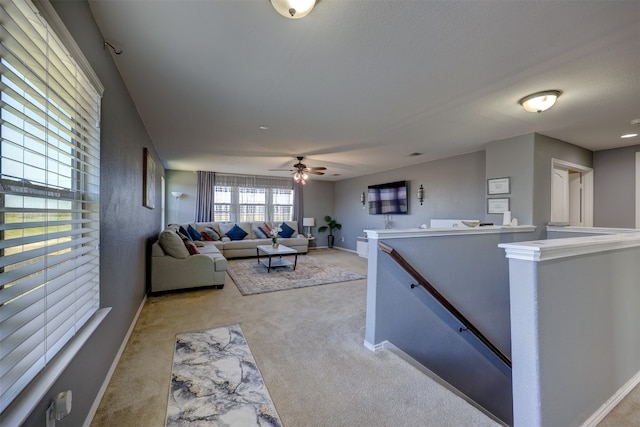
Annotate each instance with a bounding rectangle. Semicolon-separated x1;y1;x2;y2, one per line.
171;191;183;222
360;191;366;208
417;185;424;205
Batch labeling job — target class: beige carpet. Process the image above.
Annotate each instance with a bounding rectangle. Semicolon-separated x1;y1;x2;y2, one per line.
90;249;640;427
227;255;365;295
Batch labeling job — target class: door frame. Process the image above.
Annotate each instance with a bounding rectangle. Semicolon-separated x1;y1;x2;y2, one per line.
551;158;594;227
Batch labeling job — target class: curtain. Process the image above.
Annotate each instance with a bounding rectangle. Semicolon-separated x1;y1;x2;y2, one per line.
195;171;215;221
293;181;304;233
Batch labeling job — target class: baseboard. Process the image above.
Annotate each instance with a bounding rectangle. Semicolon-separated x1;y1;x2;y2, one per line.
334;246;357;254
83;295;147;427
581;369;640;427
363;339;385;352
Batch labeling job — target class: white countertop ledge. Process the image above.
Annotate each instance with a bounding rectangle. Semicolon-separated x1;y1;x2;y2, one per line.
364;225;536;239
499;231;640;262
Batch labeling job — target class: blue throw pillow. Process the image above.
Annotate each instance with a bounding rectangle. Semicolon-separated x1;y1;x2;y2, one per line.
278;222;295;238
187;224;203;241
225;224;248;241
179;226;193;241
253;227;268;239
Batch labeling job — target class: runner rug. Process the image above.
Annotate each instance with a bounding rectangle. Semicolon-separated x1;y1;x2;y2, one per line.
227;255;366;296
166;323;282;427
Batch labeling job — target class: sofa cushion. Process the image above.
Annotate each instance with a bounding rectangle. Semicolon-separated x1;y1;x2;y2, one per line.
253;226;268;239
202;227;221;241
178;226;193;241
225;224;248;241
159;230;190;259
278;222;295;238
187;224;203;241
184;240;200;255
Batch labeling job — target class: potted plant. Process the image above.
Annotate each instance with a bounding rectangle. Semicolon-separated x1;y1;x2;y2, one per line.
317;215;342;248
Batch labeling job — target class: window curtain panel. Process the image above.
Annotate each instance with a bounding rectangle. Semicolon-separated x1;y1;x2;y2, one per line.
293;181;304;233
195;171;215;222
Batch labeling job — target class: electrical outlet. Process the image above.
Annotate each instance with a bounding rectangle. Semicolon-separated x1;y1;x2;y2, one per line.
341;237;344;242
46;401;55;427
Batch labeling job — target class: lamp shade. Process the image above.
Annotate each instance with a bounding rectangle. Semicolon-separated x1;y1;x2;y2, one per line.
302;217;315;227
171;191;183;198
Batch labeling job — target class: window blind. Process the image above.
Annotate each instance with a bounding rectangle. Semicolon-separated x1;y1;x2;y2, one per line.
0;0;101;413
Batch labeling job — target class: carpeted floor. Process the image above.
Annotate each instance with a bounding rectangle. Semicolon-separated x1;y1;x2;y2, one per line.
227;255;365;295
90;249;640;427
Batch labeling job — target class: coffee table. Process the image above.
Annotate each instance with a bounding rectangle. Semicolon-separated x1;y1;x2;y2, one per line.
256;244;298;273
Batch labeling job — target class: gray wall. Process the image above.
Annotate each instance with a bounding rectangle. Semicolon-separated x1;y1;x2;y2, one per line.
594;144;639;228
333;151;487;251
21;2;162;426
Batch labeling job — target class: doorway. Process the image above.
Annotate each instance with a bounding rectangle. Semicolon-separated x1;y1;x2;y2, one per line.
550;159;593;227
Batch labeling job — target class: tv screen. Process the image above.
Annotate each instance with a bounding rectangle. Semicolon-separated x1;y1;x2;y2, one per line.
368;181;408;215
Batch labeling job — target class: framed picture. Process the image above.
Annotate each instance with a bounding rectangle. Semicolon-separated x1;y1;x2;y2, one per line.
143;147;156;209
487;197;510;214
487;177;510;195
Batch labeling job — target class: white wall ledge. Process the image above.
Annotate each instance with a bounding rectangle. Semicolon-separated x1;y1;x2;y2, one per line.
365;225;536;240
500;231;640;262
547;225;640;234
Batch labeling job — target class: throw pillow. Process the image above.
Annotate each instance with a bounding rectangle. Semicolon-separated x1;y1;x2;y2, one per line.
178;226;193;241
202;227;221;241
262;222;272;234
158;230;190;259
184;240;200;255
253;226;268;239
278;222;295;238
258;226;270;238
187;224;203;241
225;224;248;241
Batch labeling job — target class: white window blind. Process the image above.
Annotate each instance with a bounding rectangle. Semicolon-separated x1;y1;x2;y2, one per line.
0;0;101;414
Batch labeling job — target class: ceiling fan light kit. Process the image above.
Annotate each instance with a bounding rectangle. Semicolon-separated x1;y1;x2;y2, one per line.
270;156;326;185
518;90;562;113
269;0;316;19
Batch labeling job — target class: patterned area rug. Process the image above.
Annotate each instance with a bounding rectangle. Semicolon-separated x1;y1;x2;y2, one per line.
227;255;366;295
166;323;282;427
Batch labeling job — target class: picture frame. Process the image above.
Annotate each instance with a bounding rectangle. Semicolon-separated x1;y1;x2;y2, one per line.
487;177;511;195
487;197;510;214
143;147;156;209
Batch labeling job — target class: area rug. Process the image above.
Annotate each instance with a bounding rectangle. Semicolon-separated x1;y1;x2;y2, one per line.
227;256;366;295
166;323;282;427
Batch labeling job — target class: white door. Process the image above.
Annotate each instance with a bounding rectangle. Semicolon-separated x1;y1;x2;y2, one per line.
569;171;583;226
551;168;569;223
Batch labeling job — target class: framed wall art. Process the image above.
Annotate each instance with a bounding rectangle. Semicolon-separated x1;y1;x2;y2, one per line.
143;147;156;209
487;197;510;214
487;177;511;195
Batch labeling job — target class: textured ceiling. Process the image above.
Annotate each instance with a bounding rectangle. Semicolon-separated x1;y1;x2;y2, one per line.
88;0;640;180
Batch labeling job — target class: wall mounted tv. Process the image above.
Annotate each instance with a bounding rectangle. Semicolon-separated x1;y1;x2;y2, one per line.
368;181;408;215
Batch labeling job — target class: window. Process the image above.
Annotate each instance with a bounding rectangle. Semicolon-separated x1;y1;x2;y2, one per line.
1;0;102;414
213;174;294;223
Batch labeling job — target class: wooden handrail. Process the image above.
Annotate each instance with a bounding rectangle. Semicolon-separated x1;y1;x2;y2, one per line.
378;241;512;369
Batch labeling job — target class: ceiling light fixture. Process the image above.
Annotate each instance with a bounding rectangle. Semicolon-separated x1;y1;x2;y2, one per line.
269;0;316;19
518;90;562;113
621;133;638;139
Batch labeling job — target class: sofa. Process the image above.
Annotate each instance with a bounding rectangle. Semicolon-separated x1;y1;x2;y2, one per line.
151;221;308;293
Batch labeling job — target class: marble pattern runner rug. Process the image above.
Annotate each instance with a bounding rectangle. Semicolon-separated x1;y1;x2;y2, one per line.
227;256;366;296
166;323;282;427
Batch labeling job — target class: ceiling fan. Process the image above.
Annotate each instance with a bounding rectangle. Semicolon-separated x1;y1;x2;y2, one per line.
269;156;327;185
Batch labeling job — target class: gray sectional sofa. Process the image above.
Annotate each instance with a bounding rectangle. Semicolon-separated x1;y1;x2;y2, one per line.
151;221;308;293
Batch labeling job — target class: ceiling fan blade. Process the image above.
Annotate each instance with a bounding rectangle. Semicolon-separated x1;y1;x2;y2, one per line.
308;166;327;171
308;170;325;175
269;168;295;171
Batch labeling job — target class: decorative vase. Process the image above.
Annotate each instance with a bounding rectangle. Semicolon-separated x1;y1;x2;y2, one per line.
272;240;279;248
327;235;334;249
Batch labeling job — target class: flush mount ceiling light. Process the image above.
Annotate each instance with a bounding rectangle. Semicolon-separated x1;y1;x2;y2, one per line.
518;90;562;113
269;0;316;19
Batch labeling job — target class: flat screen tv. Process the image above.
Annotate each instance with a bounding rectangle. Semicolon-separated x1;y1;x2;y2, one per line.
368;181;408;215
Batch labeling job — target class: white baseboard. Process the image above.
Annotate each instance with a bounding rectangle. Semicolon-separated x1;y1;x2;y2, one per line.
363;340;385;352
581;369;640;427
334;246;357;254
83;296;147;427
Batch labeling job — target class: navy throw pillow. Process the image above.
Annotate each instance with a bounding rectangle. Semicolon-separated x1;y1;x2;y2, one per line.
179;226;193;241
187;224;203;241
225;224;248;241
278;222;295;238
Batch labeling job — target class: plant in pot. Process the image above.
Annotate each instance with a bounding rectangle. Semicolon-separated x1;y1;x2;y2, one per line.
317;215;342;248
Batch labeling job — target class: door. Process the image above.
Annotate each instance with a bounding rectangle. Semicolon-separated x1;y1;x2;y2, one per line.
551;168;569;223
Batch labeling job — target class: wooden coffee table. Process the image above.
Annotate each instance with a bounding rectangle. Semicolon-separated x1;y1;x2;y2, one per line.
256;244;298;273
